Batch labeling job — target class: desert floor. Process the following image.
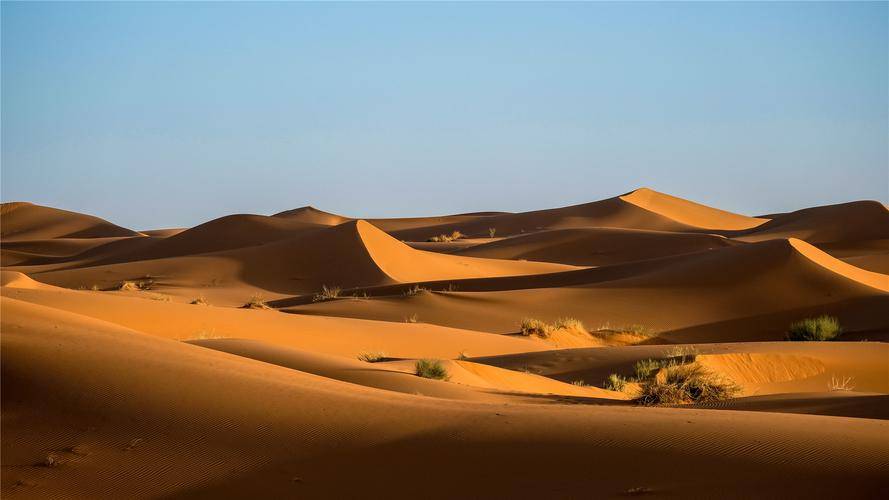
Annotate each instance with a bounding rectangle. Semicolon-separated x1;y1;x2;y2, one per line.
2;187;888;498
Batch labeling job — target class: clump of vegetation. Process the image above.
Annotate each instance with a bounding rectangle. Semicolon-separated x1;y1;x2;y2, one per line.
786;315;842;341
571;379;587;387
633;358;664;380
415;359;449;380
149;293;172;302
357;351;386;363
190;296;209;306
403;284;428;296
828;375;855;391
40;453;62;468
637;363;739;406
520;317;590;339
591;322;657;338
664;345;699;364
313;285;342;302
603;373;628;391
427;230;465;243
243;295;271;310
457;350;469;361
520;318;554;338
488;227;497;238
404;313;419;323
118;281;142;291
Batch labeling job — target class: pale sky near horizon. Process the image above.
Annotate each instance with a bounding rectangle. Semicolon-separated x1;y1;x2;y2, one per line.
2;1;887;230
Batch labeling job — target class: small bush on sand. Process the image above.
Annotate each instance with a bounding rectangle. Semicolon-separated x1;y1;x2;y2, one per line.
457;350;469;361
554;317;587;334
637;364;738;406
118;281;142;291
403;285;428;297
488;227;497;238
416;359;449;380
149;293;172;302
520;318;553;338
571;379;587;387
357;351;386;363
313;285;341;302
664;345;699;363
633;359;663;380
243;295;271;310
786;315;842;341
603;373;628;391
426;230;465;243
404;313;419;323
190;297;209;305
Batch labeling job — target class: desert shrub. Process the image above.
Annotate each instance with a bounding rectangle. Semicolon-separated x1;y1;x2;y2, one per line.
118;281;142;291
403;285;428;296
357;351;386;363
243;295;271;310
313;285;341;302
633;358;664;380
404;313;419;323
664;345;699;363
520;318;553;338
426;230;464;243
190;297;209;305
457;350;469;361
488;227;497;238
786;315;842;341
603;373;628;391
415;359;449;380
149;293;172;302
554;317;587;334
571;379;587;387
637;364;738;406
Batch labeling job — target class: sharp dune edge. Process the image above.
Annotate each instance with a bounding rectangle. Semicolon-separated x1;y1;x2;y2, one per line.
2;188;888;498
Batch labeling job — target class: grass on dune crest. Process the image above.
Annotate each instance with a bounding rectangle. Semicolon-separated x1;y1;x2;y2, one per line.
427;230;464;243
357;351;386;363
786;315;842;341
415;359;449;380
637;363;739;406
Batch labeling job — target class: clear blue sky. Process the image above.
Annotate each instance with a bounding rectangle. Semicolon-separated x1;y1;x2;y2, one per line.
2;1;887;229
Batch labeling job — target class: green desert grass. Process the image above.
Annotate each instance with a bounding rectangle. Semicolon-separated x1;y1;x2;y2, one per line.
786;315;842;341
415;359;449;380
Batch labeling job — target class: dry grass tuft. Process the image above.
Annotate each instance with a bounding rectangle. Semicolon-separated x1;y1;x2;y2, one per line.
357;351;386;363
118;281;142;291
637;363;739;406
404;313;419;323
603;373;628;391
786;315;842;341
426;230;465;243
488;227;497;238
415;359;449;380
313;285;342;302
190;296;209;306
242;295;271;310
403;284;428;296
520;318;554;338
828;375;855;391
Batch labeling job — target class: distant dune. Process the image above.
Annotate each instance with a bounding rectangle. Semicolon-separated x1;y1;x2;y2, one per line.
2;188;888;498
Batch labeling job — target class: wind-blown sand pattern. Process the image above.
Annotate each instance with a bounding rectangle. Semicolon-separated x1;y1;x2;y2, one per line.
2;188;888;498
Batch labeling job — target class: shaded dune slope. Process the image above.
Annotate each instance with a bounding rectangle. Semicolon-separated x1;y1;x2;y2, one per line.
454;227;739;265
1;202;139;241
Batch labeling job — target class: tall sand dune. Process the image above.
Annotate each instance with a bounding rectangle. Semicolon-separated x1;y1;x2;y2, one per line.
1;202;139;241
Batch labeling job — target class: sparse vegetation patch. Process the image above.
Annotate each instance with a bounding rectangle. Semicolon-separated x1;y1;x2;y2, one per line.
415;359;449;380
604;373;628;391
357;351;386;363
243;295;271;310
786;315;842;341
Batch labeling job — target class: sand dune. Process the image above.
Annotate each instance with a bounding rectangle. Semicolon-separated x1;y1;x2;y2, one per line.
3;298;887;498
0;202;139;241
388;187;767;241
2;189;888;498
453;227;738;265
